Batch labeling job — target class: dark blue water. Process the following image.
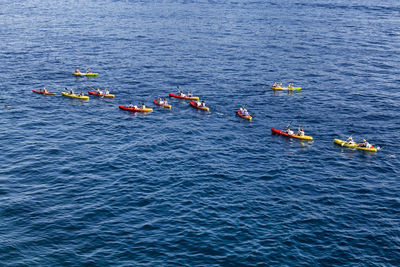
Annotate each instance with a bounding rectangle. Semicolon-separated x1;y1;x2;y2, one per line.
1;0;399;265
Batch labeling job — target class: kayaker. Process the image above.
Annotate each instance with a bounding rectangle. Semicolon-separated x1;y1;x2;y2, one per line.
79;91;84;97
75;68;80;73
163;98;168;105
288;83;292;88
298;128;305;136
244;109;249;117
179;91;186;97
240;107;244;114
358;139;371;148
86;68;92;74
42;87;48;93
141;103;146;109
104;89;110;95
346;136;355;145
188;91;193;97
286;127;294;135
96;88;103;95
69;88;74;95
273;82;277;87
128;102;134;108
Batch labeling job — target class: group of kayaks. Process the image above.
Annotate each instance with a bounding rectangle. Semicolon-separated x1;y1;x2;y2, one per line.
117;93;210;113
31;75;379;153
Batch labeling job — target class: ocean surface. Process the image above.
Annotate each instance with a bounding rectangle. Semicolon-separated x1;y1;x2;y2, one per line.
0;0;399;265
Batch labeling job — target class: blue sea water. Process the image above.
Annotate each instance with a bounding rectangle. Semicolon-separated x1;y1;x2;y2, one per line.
0;0;399;265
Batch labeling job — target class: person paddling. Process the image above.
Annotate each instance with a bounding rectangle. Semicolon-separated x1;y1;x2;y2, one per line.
298;127;305;136
346;136;355;145
358;139;371;148
286;126;294;135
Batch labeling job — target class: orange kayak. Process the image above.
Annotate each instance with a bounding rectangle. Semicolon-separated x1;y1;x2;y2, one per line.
237;110;252;121
32;90;56;95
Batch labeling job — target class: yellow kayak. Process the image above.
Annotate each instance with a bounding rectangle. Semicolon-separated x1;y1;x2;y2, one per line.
72;72;98;76
190;101;209;111
271;128;313;140
270;86;302;90
334;139;377;152
154;100;171;109
237;110;252;121
62;92;89;100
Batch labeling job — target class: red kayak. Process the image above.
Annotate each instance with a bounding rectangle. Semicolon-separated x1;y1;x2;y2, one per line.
169;93;199;100
32;90;56;95
237;110;252;121
119;105;153;112
88;90;115;98
153;100;171;109
271;128;313;141
189;101;209;111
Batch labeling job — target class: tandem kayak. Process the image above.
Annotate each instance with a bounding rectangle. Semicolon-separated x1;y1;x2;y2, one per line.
72;72;98;76
119;105;153;112
169;93;199;100
333;138;377;152
271;128;313;141
237;110;252;121
88;90;115;98
189;101;209;111
32;90;56;95
61;92;89;100
270;86;302;90
153;100;171;109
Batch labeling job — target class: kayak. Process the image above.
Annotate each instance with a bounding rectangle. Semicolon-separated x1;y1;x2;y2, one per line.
271;128;313;141
237;110;252;121
61;91;89;100
270;86;302;90
72;72;98;76
169;93;199;100
119;105;153;112
153;100;171;109
189;101;209;111
32;90;56;95
334;138;377;152
88;90;115;98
